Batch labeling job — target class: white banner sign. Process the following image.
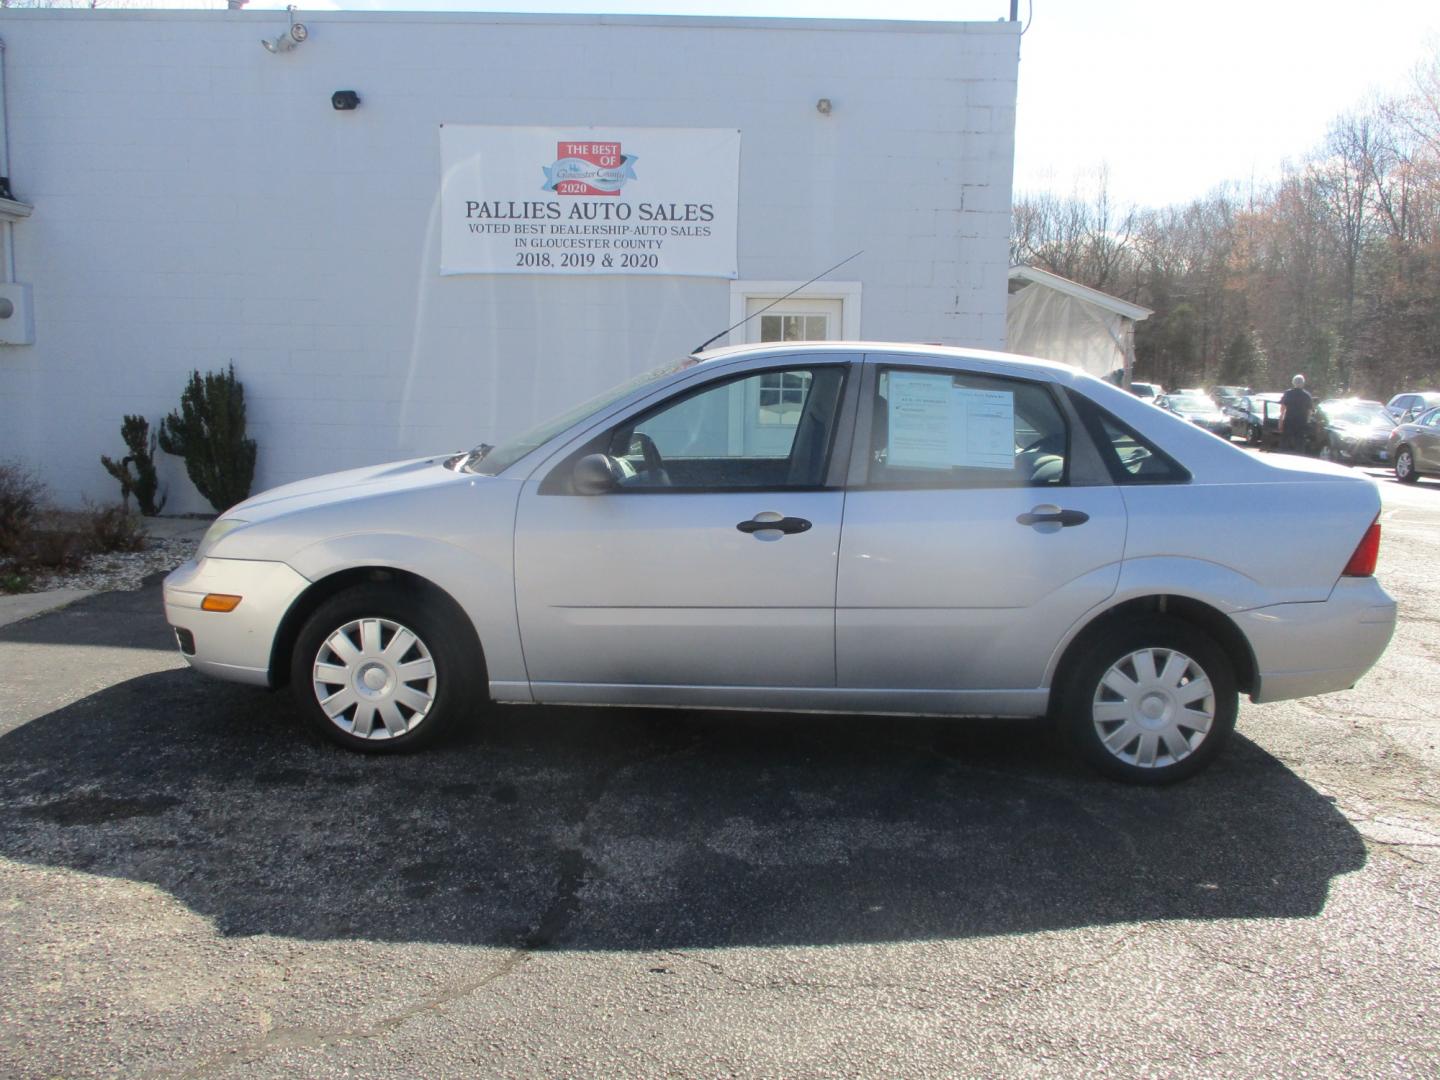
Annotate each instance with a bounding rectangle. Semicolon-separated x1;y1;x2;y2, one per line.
440;126;740;278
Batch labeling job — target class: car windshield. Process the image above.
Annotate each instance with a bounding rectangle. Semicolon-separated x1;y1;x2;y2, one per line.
1168;395;1213;413
1328;402;1392;426
471;357;700;474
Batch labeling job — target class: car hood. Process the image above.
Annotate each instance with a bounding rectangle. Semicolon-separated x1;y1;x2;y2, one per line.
1334;421;1395;436
224;455;463;524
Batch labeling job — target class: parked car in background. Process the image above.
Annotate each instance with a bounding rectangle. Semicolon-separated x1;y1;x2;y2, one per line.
163;343;1396;786
1225;393;1282;445
1212;385;1251;408
1313;399;1397;467
1387;405;1440;483
1129;380;1163;402
1385;391;1440;424
1158;392;1232;438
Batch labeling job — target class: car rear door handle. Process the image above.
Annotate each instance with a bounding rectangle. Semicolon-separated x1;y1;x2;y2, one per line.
737;515;812;536
1016;506;1090;528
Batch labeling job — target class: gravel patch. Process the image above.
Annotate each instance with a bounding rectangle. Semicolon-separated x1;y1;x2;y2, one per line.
28;535;197;594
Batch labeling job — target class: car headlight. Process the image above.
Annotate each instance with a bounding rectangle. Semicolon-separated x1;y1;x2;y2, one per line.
195;518;250;560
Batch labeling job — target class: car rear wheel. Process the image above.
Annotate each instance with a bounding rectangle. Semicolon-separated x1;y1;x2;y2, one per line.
290;583;478;752
1060;617;1238;785
1395;447;1420;484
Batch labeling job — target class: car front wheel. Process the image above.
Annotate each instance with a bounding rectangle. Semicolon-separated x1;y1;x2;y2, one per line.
290;582;478;752
1395;446;1420;484
1060;617;1238;784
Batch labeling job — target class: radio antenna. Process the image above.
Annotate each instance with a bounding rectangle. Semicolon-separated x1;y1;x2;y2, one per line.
690;250;863;355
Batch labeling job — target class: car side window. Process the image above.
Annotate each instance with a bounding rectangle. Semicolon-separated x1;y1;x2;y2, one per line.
1068;391;1191;484
866;367;1068;489
597;366;847;491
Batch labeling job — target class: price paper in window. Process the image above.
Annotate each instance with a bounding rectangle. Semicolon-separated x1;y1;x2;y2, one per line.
887;372;1015;470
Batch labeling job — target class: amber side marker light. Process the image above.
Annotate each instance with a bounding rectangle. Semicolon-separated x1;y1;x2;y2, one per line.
201;594;243;612
1342;519;1381;577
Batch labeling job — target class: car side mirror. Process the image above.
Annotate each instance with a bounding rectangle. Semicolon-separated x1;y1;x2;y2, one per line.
573;453;620;495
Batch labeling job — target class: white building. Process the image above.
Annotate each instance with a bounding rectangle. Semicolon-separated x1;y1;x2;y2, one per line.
0;9;1020;512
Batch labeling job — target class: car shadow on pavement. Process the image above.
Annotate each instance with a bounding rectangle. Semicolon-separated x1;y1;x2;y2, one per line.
0;579;177;652
0;669;1366;950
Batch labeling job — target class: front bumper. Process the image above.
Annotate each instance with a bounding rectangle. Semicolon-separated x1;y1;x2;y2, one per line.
1236;577;1397;703
164;558;311;687
1343;436;1392;466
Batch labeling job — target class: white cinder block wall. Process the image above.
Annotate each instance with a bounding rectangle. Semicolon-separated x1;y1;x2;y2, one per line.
0;11;1018;512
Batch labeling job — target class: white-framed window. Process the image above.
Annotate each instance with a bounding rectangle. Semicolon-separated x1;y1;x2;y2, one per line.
728;280;862;346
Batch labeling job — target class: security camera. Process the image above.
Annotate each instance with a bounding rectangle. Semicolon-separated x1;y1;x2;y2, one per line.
262;22;307;53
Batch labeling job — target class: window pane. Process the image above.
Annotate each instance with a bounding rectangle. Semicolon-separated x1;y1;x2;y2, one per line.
760;315;782;342
868;368;1067;488
616;367;844;488
761;371;811;424
1068;391;1189;484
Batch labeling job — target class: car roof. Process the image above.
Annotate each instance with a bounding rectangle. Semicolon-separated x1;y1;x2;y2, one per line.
694;341;1084;382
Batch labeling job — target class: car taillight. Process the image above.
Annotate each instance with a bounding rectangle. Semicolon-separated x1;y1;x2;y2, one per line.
1343;518;1381;577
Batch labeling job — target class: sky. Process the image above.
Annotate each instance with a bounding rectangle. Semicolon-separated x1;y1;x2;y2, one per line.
195;0;1440;209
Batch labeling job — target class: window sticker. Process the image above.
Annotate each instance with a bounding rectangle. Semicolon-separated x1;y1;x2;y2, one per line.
887;372;1016;471
887;372;954;469
952;387;1015;469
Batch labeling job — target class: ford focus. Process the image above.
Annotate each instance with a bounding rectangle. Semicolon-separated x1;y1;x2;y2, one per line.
164;344;1396;784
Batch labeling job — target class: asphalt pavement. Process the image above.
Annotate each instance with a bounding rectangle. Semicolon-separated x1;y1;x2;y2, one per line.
1;471;1437;1078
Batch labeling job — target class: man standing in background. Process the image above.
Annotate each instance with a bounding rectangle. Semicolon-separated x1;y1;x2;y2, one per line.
1279;374;1313;453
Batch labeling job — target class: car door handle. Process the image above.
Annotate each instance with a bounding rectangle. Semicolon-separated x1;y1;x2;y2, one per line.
1016;507;1090;528
736;515;812;535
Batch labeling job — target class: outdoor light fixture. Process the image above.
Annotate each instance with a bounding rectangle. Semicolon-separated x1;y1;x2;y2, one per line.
262;6;308;53
331;90;361;111
816;98;833;115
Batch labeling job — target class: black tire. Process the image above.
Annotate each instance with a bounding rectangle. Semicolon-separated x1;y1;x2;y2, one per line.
1395;446;1420;484
290;582;480;753
1058;617;1238;785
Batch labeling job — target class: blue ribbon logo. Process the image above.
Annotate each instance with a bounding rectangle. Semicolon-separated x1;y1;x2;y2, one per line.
542;154;639;194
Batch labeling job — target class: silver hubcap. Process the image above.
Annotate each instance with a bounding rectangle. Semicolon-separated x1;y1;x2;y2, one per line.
312;618;437;740
1092;647;1215;769
1398;452;1412;477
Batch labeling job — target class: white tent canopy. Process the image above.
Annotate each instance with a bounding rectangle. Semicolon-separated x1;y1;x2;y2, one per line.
1006;265;1153;380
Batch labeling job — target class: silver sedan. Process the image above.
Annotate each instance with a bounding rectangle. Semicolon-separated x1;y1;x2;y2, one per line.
164;344;1396;784
1388;405;1440;483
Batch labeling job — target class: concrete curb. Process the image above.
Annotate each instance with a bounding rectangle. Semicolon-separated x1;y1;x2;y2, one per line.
0;588;96;629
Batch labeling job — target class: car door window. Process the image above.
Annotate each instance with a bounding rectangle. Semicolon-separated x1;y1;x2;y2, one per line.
866;367;1068;488
605;366;847;490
